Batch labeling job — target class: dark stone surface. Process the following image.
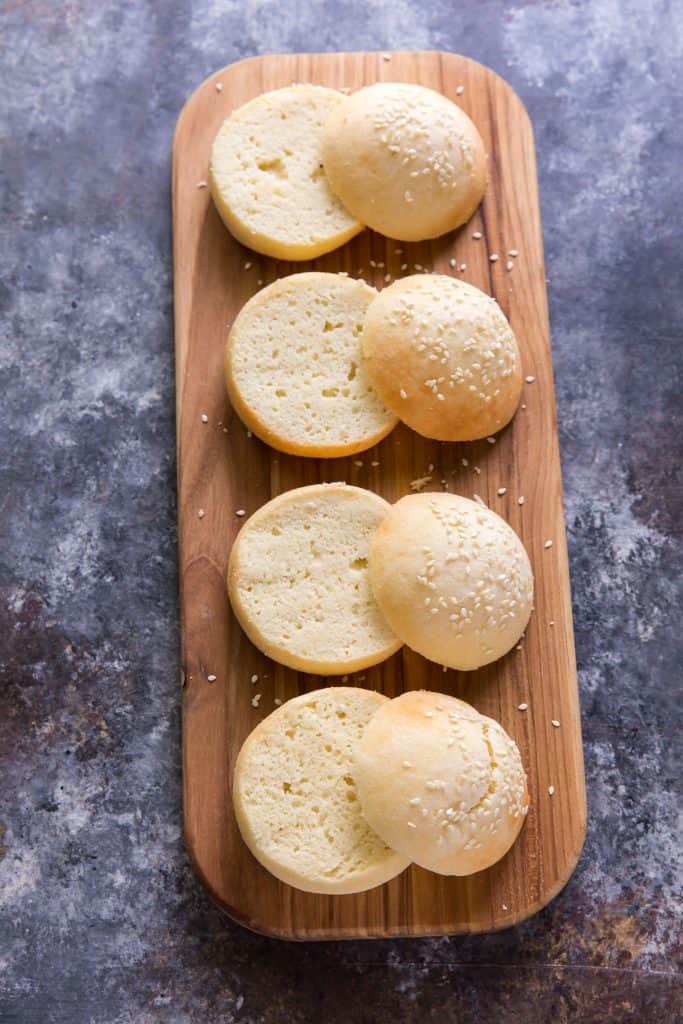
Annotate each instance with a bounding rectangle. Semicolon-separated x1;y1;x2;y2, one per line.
1;1;681;1021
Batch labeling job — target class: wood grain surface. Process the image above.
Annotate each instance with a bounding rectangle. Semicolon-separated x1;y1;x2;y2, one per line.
172;50;587;940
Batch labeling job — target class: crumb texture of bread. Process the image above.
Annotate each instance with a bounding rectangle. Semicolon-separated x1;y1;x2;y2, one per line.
226;273;397;457
210;85;363;260
233;687;409;894
369;492;533;670
353;690;529;875
228;484;402;674
322;83;486;241
362;275;522;441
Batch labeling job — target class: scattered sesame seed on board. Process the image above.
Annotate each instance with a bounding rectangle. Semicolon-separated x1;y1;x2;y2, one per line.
506;260;514;271
251;674;259;684
407;821;417;829
489;253;499;262
410;474;433;492
196;180;208;189
246;430;252;437
487;436;496;444
502;903;508;911
394;248;403;254
384;273;392;283
473;494;487;507
382;53;391;61
549;620;555;626
207;674;216;682
342;675;349;683
544;539;553;548
518;703;528;711
235;509;246;517
399;388;407;399
461;458;469;467
215;82;223;92
508;249;519;257
472;231;482;239
197;509;205;519
455;85;464;95
402;760;413;769
460;263;467;271
400;263;408;270
518;496;525;505
521;403;527;410
244;261;252;270
353;460;363;467
251;694;261;708
497;486;507;495
552;720;561;728
548;785;555;796
449;258;457;268
200;413;208;423
274;697;282;706
428;463;435;472
473;466;481;475
371;460;380;467
526;375;536;383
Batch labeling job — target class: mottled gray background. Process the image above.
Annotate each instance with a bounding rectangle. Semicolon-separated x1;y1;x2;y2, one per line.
1;1;681;1021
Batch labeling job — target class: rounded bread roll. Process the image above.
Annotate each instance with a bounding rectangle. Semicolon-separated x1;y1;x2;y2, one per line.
353;690;529;875
322;82;486;241
233;687;409;894
362;275;522;441
228;484;402;674
210;85;363;260
369;492;533;670
226;273;397;457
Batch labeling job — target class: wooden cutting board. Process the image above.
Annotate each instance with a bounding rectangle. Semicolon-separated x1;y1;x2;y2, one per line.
172;51;587;940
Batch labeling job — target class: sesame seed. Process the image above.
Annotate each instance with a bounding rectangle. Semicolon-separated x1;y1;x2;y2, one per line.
341;675;349;682
201;413;209;423
196;180;207;189
449;258;457;268
274;698;282;706
407;821;417;829
544;540;553;548
460;263;467;271
487;436;496;444
473;466;481;475
215;82;223;92
399;388;407;399
400;263;408;270
508;249;519;257
506;260;514;271
244;261;252;270
408;797;421;805
384;273;392;283
251;674;259;684
371;460;380;467
518;703;528;711
497;487;507;495
235;509;246;517
518;496;525;505
489;253;499;262
251;694;261;708
394;248;403;254
461;458;469;467
382;53;391;61
548;785;555;796
521;404;527;410
549;620;555;626
525;375;536;383
257;279;263;286
402;761;413;769
472;231;483;239
552;719;560;728
502;903;509;911
455;85;464;95
354;460;363;467
207;674;216;681
197;509;205;519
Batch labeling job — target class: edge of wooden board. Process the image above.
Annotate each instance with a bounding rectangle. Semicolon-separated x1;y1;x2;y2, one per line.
173;50;587;941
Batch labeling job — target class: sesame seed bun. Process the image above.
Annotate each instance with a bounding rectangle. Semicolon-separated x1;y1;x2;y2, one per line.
353;690;529;875
321;83;486;241
228;484;402;675
210;86;363;260
225;273;398;457
361;275;522;442
369;492;533;670
234;687;410;894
